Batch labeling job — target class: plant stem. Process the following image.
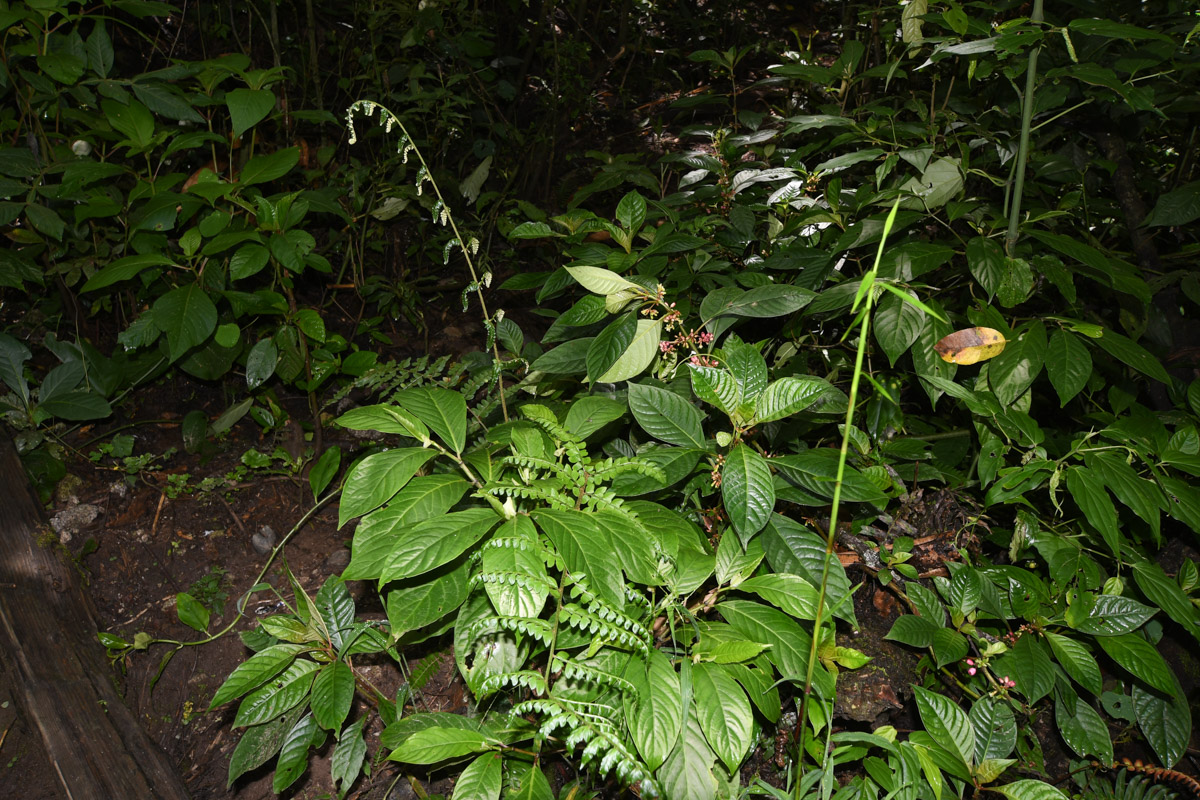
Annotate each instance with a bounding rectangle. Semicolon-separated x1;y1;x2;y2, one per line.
1004;0;1045;256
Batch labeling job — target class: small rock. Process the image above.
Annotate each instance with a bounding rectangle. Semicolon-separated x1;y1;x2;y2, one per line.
54;474;84;505
251;525;277;555
324;548;351;572
50;503;100;543
108;481;129;499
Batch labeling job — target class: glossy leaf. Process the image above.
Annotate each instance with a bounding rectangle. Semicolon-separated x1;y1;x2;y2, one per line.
210;644;307;710
1045;330;1091;406
754;376;832;423
722;443;774;543
1055;688;1112;764
1132;678;1191;768
344;475;469;578
338;448;438;527
378;508;500;584
331;718;366;798
532;509;624;607
875;289;925;366
454;753;502;800
628;382;706;448
234;659;319;727
1096;633;1175;694
692;663;753;773
311;661;355;731
1066;466;1122;558
393;387;467;454
273;713;318;793
152;284;217;362
625;650;682;770
913;686;974;769
989;321;1045;407
388;726;493;764
1044;632;1102;696
969;695;1016;762
566;265;643;295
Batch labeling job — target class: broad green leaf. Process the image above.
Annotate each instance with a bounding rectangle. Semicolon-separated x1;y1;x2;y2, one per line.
335;404;429;441
660;717;718;800
234;659;319;727
331;718;366;798
760;514;856;626
692;663;753;773
1065;466;1122;558
885;614;942;648
1131;559;1200;643
993;780;1069;800
1143;180;1200;227
1044;632;1102;696
616;190;647;231
246;338;277;390
227;87;276;138
717;599;835;698
227;705;305;787
1055;688;1112;764
338;448;438;527
309;445;341;500
738;574;818;619
379;508;500;584
628;382;706;449
966;236;1004;298
386;560;471;637
1068;17;1175;43
875;289;925;366
1088;453;1162;545
969;695;1016;762
722;337;768;408
724;659;780;722
273;713;318;793
1045;330;1091;406
311;661;354;731
913;686;974;769
507;764;554;800
566;265;644;295
1132;678;1191;768
1093;328;1170;385
344;475;469;578
722;443;774;544
176;592;210;633
393;387;467;453
103;98;155;149
564;396;626;438
754;376;832;423
688;364;740;416
591;509;659;584
530;337;593;374
532;509;624;607
1095;633;1175;694
705;284;817;318
988;321;1045;407
1070;593;1157;636
240;147;300;186
770;451;888;508
481;515;548;618
611;445;701;497
625;650;682;770
599;318;661;382
152;284;218;362
230;243;271;280
454;753;502;800
998;634;1054;704
388;726;493;764
210;644;307;709
81;253;176;292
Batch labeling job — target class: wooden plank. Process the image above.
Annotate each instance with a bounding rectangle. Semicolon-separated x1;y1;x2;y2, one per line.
0;435;190;800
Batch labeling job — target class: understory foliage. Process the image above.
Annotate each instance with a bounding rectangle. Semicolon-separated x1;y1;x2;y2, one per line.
2;0;1200;798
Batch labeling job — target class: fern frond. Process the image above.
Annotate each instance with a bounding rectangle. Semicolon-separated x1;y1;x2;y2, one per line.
559;603;650;654
552;653;637;694
466;615;554;645
477;669;548;698
589;458;667;483
469;570;556;594
482;482;575;510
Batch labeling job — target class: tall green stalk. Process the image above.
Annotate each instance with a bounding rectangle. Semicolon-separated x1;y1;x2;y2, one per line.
1005;0;1046;256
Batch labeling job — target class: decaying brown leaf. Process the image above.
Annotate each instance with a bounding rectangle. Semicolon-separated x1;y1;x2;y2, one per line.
933;327;1007;365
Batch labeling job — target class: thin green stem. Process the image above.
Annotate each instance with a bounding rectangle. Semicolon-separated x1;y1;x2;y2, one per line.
1004;0;1045;256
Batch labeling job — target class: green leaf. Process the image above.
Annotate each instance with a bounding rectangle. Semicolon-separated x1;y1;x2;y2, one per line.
533;509;624;607
227;87;276;138
386;560;471;637
531;338;592;374
1066;466;1122;558
624;650;682;771
1045;330;1092;406
454;753;502;800
705;284;817;318
660;717;718;800
1132;678;1191;768
210;643;307;709
246;338;278;390
481;516;548;618
1088;453;1163;546
272;713;318;793
103;98;155;149
885;614;942;648
993;780;1069;800
717;599;835;698
331;718;366;798
81;253;175;292
1143;181;1200;227
391;387;467;453
874;289;925;366
754;376;834;423
1070;593;1157;636
723;337;768;407
688;364;741;416
616;190;647;231
335;404;430;441
566;265;643;295
969;695;1016;762
1093;328;1170;385
388;726;493;764
338;448;438;527
309;445;341;500
999;634;1054;704
234;659;319;727
1055;688;1112;764
310;661;355;731
722;443;775;544
227;705;305;787
507;764;553;800
989;321;1045;407
1131;559;1200;643
1095;633;1175;694
598;318;661;382
378;508;500;584
132;82;204;123
1044;632;1102;696
38;391;112;421
966;236;1004;298
760;514;856;626
240;147;300;186
1068;17;1175;43
564;395;627;438
738;574;819;619
586;312;637;381
344;475;470;579
628;382;706;448
914;686;974;769
176;592;210;632
152;284;218;362
692;663;753;773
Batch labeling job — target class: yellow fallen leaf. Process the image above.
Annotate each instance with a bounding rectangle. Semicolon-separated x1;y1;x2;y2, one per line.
934;327;1007;365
